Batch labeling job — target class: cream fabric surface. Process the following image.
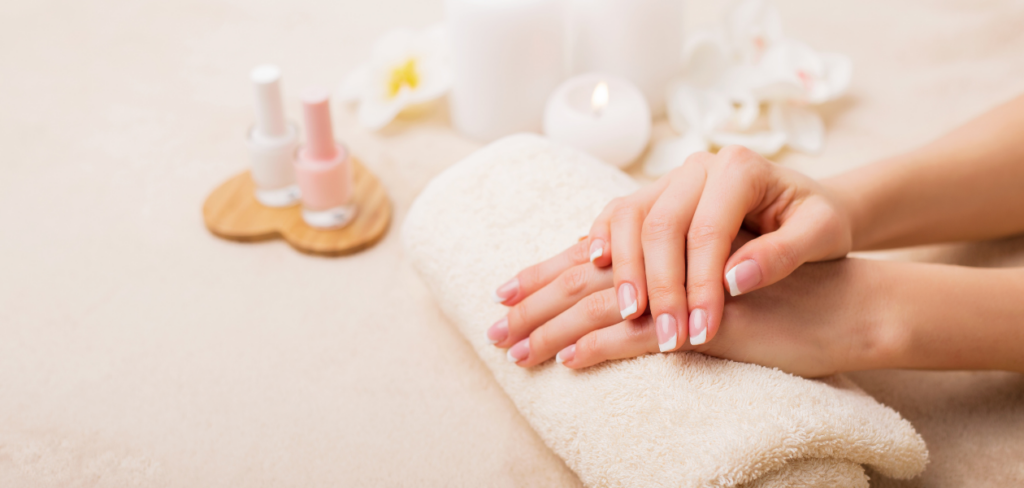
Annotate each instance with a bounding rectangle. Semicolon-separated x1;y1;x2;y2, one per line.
1;0;1023;486
402;134;928;487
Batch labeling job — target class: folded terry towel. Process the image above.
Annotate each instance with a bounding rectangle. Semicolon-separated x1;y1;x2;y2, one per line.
403;134;928;488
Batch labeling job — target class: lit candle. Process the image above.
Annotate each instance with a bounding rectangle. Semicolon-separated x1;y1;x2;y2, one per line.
570;0;684;115
542;73;651;168
446;0;567;142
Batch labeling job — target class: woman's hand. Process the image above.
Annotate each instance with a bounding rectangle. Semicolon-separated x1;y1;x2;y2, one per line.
489;236;893;377
569;145;852;350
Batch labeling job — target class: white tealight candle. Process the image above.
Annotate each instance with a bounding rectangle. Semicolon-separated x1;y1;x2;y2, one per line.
543;73;652;168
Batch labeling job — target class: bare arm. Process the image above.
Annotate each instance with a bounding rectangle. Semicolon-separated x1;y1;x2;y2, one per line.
827;94;1024;250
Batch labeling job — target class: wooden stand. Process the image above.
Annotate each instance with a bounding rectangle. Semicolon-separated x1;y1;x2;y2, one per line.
203;158;390;256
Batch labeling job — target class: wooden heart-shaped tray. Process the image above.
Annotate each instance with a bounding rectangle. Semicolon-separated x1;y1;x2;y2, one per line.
203;157;390;256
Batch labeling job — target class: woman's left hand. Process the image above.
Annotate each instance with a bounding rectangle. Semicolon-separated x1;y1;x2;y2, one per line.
486;233;891;377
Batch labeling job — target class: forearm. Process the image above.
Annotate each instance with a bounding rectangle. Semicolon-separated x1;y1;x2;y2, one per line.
824;94;1024;250
866;261;1024;373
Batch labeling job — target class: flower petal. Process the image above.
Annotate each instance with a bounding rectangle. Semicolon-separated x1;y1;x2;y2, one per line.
708;130;786;156
643;133;710;177
754;39;823;102
370;29;417;66
813;52;852;103
405;58;452;104
681;29;734;90
730;91;760;131
668;85;734;136
769;101;824;153
727;0;784;64
358;90;409;130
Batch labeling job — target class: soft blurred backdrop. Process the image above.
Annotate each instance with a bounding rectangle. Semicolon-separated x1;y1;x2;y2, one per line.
1;0;1023;486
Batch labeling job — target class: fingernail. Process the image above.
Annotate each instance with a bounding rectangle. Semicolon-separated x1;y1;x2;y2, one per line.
618;283;638;319
486;317;509;345
726;259;762;297
556;344;576;365
507;338;530;363
589;238;605;262
656;314;678;352
492;277;520;303
689;309;707;346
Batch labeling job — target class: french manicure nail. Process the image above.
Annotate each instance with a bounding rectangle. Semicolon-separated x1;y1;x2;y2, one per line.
589;238;605;262
556;344;576;365
656;314;678;352
507;338;530;363
618;283;638;319
689;309;707;346
492;277;520;303
726;259;762;297
486;317;509;345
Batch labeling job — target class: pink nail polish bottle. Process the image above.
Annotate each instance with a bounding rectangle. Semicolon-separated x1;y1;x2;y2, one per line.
247;64;301;207
295;88;357;229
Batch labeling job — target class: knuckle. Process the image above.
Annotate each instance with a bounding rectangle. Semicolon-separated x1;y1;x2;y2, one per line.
767;238;801;272
518;265;542;290
577;332;603;359
605;197;626;214
646;280;680;306
683;151;714;170
686;280;719;303
528;328;550;356
580;292;613;321
687;224;724;250
718;144;756;162
641;214;678;243
568;239;590;264
509;301;531;331
610;201;640;224
558;265;591;297
623;319;650;342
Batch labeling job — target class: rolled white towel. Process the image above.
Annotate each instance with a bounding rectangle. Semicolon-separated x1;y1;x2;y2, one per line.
403;134;927;488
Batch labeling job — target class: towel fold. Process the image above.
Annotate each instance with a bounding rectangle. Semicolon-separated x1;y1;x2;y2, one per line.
403;134;928;487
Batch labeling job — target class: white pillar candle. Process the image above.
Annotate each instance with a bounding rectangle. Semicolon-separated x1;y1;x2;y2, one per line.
570;0;684;115
543;73;651;168
446;0;567;142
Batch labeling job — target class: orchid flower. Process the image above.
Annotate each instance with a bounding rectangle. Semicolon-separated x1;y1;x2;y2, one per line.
643;0;852;177
338;25;452;131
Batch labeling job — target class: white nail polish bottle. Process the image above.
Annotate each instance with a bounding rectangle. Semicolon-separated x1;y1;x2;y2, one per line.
247;64;301;207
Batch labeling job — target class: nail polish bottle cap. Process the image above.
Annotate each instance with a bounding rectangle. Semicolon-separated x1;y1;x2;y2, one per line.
301;88;339;161
251;64;289;141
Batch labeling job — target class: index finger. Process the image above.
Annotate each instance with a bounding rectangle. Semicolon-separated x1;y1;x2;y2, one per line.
492;238;594;306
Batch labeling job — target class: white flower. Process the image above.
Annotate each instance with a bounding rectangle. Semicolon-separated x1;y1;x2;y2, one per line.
643;0;852;177
338;25;452;131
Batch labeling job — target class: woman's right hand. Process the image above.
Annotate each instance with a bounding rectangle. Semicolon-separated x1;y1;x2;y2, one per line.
582;145;855;351
493;146;856;361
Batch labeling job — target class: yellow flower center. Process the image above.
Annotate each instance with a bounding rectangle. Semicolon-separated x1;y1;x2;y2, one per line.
388;58;419;98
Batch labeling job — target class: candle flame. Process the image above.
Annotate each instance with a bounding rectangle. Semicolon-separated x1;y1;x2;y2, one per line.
591;81;609;116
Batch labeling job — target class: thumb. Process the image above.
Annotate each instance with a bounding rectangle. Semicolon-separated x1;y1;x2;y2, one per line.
723;204;849;296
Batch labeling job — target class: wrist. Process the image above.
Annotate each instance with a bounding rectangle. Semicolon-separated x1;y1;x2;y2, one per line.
821;175;874;252
838;259;911;372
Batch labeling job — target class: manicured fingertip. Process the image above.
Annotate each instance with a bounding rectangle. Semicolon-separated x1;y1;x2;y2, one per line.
655;314;678;352
725;259;762;297
492;277;520;303
507;338;530;364
618;283;638;319
589;238;605;263
689;309;707;346
556;344;576;365
486;317;509;345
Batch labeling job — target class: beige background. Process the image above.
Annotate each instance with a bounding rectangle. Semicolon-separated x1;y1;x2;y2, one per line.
1;0;1023;486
